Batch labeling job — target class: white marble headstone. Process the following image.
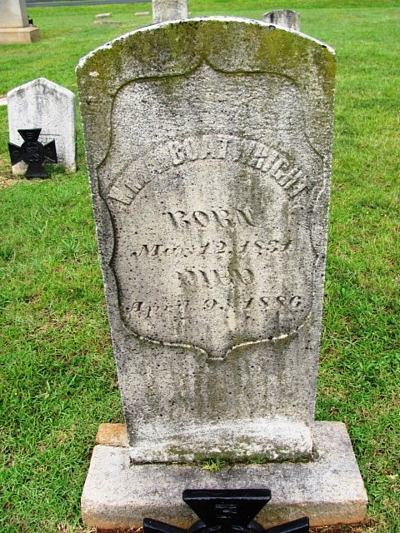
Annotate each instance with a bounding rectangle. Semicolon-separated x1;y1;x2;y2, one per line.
7;78;76;173
152;0;188;23
0;0;40;43
263;9;300;32
77;18;335;463
1;0;29;28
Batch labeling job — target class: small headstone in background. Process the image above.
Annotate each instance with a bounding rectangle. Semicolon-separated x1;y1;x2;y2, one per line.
0;0;40;43
263;9;300;32
95;13;111;19
7;78;76;174
152;0;188;23
135;11;150;17
77;17;367;530
94;20;122;25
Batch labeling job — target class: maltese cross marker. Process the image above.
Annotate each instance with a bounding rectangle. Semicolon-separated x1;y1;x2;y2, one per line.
144;489;309;533
8;128;57;179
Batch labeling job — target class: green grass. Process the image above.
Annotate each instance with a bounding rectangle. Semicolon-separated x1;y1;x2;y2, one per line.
0;173;122;532
0;1;399;532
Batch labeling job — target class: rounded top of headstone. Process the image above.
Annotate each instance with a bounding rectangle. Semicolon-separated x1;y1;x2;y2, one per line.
77;16;334;75
76;17;335;126
77;16;335;197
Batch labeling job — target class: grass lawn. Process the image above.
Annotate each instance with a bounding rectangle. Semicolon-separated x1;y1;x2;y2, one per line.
0;1;399;532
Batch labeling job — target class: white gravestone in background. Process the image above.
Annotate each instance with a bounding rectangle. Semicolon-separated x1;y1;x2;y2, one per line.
152;0;188;23
0;0;40;43
8;78;77;173
263;9;300;32
77;17;367;530
2;0;28;26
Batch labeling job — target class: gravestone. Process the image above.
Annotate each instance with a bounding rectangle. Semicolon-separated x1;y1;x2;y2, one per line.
152;0;188;23
77;17;367;530
263;10;300;32
8;78;77;174
0;0;40;44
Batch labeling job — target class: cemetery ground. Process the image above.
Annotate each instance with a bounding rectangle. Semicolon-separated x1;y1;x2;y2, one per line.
0;0;398;532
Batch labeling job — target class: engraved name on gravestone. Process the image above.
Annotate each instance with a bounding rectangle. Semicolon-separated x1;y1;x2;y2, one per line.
77;18;335;463
8;78;76;173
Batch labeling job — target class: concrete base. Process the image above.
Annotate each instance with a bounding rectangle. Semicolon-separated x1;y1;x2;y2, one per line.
0;26;40;44
81;422;367;531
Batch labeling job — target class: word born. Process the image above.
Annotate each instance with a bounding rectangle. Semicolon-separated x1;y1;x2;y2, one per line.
166;208;256;229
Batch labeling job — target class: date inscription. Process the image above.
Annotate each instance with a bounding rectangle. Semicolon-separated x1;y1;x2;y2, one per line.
131;239;290;259
109;142;315;357
129;294;303;320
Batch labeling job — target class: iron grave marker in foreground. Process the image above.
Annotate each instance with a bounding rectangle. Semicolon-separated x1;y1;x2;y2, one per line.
77;17;367;530
8;128;57;178
144;489;310;533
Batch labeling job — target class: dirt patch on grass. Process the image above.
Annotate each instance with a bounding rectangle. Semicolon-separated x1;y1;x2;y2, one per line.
0;158;18;189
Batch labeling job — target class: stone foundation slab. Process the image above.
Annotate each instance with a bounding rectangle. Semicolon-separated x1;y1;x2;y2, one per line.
81;422;367;530
0;27;40;44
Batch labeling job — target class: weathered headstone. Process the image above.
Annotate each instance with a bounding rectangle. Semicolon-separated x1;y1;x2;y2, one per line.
77;17;367;530
263;10;300;32
152;0;188;23
8;78;77;174
0;0;40;44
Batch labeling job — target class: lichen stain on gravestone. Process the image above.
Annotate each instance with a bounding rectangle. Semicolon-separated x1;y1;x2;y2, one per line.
97;63;324;359
78;15;341;467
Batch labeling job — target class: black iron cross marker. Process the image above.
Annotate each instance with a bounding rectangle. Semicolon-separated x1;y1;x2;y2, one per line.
8;128;57;179
143;489;309;533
